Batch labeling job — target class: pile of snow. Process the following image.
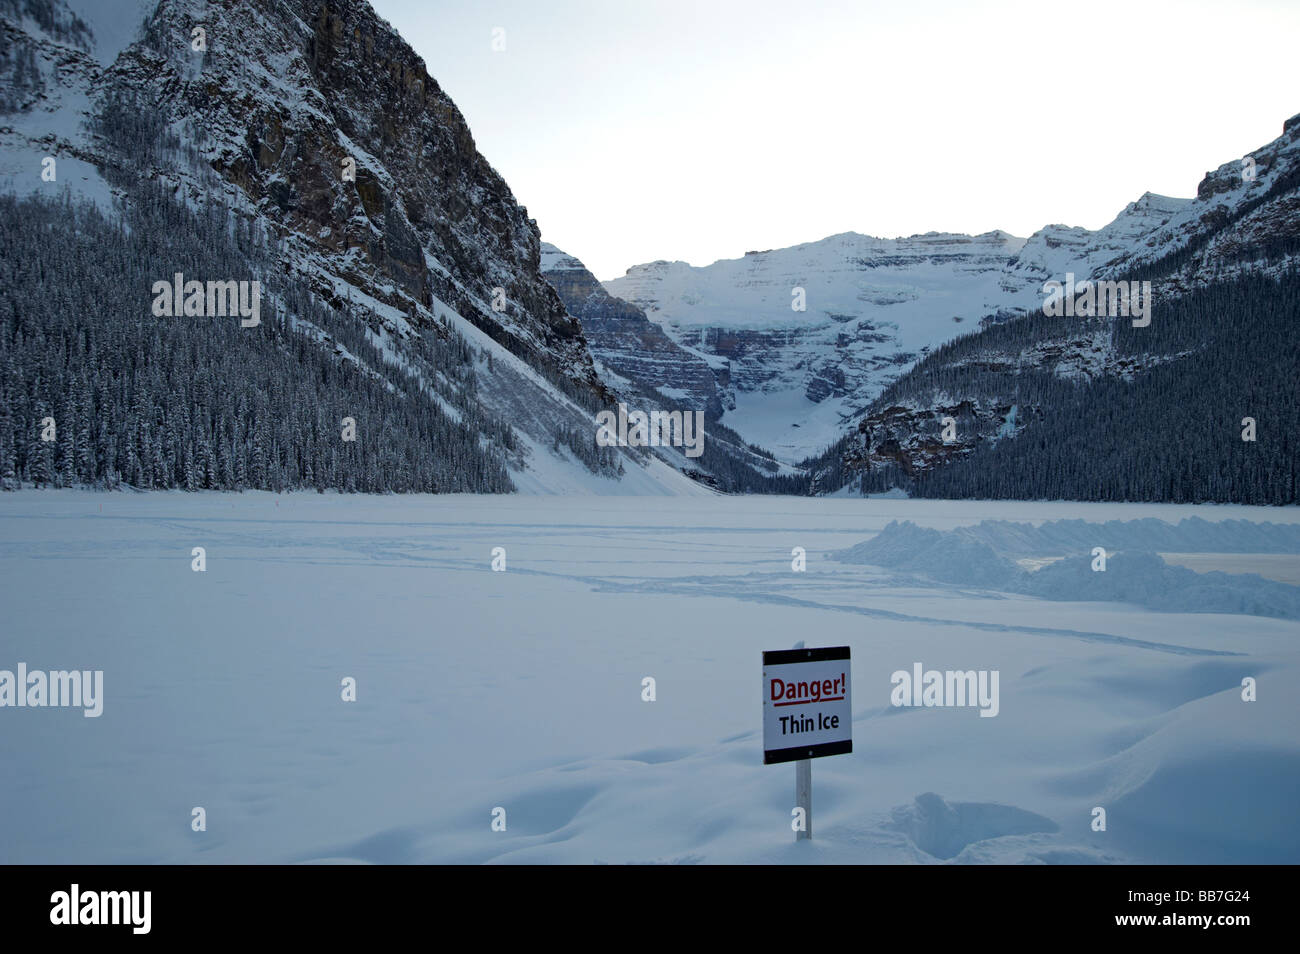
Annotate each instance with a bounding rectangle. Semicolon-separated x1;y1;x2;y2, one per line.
836;520;1300;620
969;516;1300;556
835;521;1018;588
1024;551;1300;620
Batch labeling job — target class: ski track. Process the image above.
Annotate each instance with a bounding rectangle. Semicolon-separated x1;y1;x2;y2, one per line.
6;516;1235;655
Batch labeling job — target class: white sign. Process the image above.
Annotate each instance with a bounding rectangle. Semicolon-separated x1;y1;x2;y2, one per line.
762;647;852;764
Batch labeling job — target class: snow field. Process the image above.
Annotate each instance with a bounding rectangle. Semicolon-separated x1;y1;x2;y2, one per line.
0;491;1296;864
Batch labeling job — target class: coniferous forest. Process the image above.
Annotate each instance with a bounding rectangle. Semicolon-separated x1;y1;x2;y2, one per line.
0;188;516;493
821;270;1300;505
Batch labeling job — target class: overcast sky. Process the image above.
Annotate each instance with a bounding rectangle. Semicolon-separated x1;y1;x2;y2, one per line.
371;0;1300;281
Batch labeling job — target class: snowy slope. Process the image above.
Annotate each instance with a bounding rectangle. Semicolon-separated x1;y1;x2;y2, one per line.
0;1;157;197
64;0;155;65
0;0;128;207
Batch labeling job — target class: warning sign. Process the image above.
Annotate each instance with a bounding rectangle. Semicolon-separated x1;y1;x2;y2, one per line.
762;646;852;764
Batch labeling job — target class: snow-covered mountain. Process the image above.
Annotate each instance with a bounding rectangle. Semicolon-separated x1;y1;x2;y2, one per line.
604;230;1028;462
600;115;1300;468
825;115;1300;503
0;0;704;494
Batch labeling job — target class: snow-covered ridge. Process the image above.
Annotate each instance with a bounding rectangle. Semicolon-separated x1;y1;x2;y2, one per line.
540;241;724;417
610;229;1028;331
1006;192;1193;296
597;115;1299;466
602;229;1030;460
539;241;585;273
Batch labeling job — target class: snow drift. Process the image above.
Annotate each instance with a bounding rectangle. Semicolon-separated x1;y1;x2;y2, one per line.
836;519;1300;619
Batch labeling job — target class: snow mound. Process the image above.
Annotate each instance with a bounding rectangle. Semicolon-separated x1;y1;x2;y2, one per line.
834;520;1022;588
1047;661;1300;864
970;516;1300;556
1024;551;1300;619
835;520;1300;619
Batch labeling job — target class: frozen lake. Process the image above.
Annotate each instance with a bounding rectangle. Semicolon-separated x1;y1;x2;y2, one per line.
1;491;1297;864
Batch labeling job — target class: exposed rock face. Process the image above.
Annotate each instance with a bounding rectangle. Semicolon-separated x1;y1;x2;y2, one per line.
539;243;812;491
88;0;601;391
947;326;1189;382
845;399;1036;477
1089;114;1300;289
539;243;722;417
1;0;703;492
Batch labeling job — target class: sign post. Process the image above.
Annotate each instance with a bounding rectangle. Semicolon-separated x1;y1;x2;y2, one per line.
762;645;852;842
795;758;812;841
